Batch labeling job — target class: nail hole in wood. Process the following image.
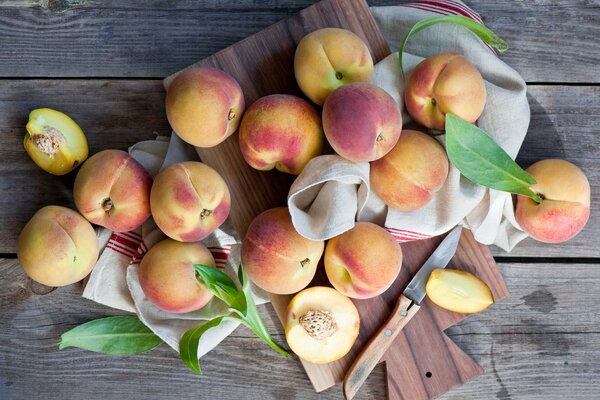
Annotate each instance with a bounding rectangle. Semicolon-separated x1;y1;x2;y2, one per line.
425;371;432;378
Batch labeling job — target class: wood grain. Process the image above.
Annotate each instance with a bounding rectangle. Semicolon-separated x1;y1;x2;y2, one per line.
0;1;598;83
1;259;599;399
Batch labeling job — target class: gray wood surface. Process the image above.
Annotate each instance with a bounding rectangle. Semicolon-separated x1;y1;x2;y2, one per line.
0;1;598;399
2;259;598;399
0;1;598;82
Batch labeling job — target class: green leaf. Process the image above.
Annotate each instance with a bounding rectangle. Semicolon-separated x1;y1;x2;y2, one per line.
59;316;162;355
445;114;542;203
398;15;508;78
180;264;288;374
232;265;288;357
194;264;239;305
179;316;227;374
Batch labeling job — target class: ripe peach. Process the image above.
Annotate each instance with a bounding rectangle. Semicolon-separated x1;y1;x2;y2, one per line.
294;28;374;106
139;239;215;313
73;150;152;232
325;222;402;299
515;159;590;243
17;206;99;287
370;130;449;211
241;207;324;295
238;94;323;175
322;82;402;163
165;67;245;148
405;52;486;130
24;108;88;175
285;286;360;364
150;161;230;242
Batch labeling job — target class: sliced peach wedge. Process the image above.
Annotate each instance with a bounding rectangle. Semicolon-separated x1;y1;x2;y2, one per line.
285;286;360;364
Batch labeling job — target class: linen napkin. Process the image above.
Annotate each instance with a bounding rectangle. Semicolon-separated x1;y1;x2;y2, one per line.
289;0;531;251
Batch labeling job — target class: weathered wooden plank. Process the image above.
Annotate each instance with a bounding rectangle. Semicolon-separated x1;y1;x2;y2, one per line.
2;259;599;399
0;79;170;253
0;1;598;82
0;81;597;256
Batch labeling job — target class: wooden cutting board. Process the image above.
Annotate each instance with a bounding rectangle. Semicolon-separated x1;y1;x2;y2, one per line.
164;0;509;398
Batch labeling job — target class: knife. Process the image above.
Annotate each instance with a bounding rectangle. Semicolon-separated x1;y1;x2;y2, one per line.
343;225;463;400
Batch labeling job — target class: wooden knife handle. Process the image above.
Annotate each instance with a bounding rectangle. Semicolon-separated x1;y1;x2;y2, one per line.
343;294;421;400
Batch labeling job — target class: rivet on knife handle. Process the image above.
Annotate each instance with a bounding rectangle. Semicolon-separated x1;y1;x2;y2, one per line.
343;294;420;400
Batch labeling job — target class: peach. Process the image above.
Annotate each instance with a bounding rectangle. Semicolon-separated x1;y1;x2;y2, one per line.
515;159;590;243
165;67;245;148
325;222;402;299
322;82;402;163
24;108;88;175
238;94;323;175
17;206;99;287
73;150;152;232
405;52;486;130
241;207;324;295
150;161;230;242
285;286;360;364
370;130;449;211
139;239;215;313
294;28;374;106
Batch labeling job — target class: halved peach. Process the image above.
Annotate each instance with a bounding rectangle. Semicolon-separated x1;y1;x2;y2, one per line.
24;108;89;175
285;286;360;364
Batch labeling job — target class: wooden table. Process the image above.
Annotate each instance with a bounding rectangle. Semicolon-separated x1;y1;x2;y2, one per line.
1;1;598;399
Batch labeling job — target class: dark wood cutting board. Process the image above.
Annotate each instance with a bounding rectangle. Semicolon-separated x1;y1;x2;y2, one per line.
164;0;509;398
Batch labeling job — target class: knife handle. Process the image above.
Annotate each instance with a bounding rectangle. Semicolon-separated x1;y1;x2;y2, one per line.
343;294;421;400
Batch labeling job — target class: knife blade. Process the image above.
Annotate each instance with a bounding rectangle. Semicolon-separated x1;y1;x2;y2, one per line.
343;225;463;400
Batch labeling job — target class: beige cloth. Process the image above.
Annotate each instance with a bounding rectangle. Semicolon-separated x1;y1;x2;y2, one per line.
289;1;530;251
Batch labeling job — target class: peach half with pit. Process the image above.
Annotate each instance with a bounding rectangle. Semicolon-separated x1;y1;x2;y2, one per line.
24;108;89;175
285;286;360;364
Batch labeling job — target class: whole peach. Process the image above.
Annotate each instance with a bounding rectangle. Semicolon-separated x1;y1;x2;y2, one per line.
166;67;245;148
239;94;323;175
17;206;99;287
323;82;402;163
516;159;590;243
370;130;449;211
150;161;230;242
295;28;374;106
325;222;402;299
405;52;486;130
139;239;215;313
73;150;152;232
241;207;324;295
